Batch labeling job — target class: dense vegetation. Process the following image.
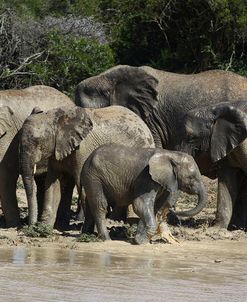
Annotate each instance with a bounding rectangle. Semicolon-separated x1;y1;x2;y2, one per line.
0;0;246;96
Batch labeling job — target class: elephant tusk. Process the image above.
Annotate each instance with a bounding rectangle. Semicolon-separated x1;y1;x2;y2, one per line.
185;124;194;136
33;164;36;175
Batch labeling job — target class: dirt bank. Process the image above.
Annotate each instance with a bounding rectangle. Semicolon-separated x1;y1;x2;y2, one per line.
0;177;246;252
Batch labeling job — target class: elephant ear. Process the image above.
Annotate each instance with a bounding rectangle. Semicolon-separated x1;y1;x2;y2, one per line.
112;67;158;119
148;152;177;189
211;104;247;162
0;106;16;137
55;107;93;160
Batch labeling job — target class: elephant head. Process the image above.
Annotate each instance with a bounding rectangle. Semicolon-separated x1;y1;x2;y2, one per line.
178;101;247;175
20;106;93;225
148;151;207;217
75;65;159;120
0;106;22;161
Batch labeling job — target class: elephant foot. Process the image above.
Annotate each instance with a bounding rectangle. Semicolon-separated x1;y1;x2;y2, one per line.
98;233;111;241
134;232;149;245
5;218;21;228
54;219;70;231
212;220;228;230
206;225;228;235
55;211;71;231
40;212;56;228
152;221;180;244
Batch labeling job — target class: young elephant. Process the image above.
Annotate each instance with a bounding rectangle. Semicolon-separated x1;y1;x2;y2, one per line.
81;144;207;244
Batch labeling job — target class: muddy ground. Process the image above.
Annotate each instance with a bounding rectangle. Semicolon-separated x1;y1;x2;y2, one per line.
0;177;246;251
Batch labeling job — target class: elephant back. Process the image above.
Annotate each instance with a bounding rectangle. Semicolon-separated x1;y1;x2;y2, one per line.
86;105;155;147
0;85;74;123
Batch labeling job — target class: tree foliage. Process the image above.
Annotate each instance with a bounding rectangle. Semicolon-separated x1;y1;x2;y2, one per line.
97;0;247;73
0;3;114;94
0;0;246;93
28;32;114;95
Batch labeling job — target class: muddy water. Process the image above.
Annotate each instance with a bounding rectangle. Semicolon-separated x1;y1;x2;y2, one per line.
0;241;247;302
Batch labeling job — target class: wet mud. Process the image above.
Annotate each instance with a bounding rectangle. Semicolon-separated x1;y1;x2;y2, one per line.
0;241;247;302
0;178;246;301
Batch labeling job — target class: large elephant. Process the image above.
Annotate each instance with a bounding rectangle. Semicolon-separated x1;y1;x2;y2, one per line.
0;85;73;121
178;101;247;229
19;106;155;227
75;65;247;227
82;144;207;244
0;85;74;227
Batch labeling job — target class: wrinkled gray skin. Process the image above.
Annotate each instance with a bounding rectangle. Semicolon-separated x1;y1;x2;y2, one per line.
180;101;247;229
0;86;74;227
75;65;247;228
19;106;155;227
82;145;207;244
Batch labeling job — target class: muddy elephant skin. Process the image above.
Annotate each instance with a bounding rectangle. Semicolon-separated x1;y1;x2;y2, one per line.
0;86;74;227
75;65;247;228
179;101;247;229
82;144;207;244
19;106;155;226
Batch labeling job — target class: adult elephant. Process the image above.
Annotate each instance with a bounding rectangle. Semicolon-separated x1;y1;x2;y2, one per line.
0;85;73;122
75;65;247;228
0;86;74;227
75;65;247;148
19;106;155;227
178;101;247;229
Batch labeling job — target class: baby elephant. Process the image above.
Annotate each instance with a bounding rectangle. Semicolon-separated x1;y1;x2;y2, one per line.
81;145;207;244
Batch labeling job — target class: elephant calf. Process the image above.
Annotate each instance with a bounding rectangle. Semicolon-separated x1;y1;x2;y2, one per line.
81;144;207;244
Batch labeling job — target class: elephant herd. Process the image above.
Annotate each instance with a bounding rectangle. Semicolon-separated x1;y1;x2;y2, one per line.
0;65;247;244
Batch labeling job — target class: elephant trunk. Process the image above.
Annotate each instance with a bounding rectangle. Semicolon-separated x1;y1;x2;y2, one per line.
21;156;38;225
173;185;207;217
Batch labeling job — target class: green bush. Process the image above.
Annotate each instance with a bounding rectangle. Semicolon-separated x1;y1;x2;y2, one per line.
28;32;115;97
97;0;247;73
1;0;246;92
20;223;53;238
218;58;247;77
76;233;102;242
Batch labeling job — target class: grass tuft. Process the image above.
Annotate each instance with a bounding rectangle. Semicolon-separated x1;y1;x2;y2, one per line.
76;233;102;242
20;223;53;238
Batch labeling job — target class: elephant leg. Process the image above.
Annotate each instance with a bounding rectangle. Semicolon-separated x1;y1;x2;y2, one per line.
76;186;86;221
34;173;46;220
143;191;179;244
55;175;75;230
84;183;110;240
41;169;61;227
230;173;247;230
239;182;247;230
0;171;20;227
154;191;171;226
82;197;95;234
215;166;239;229
133;190;157;245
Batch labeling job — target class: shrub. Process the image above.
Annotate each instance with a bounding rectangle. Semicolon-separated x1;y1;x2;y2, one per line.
97;0;247;73
0;8;114;93
28;31;115;97
76;233;102;242
20;223;53;238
